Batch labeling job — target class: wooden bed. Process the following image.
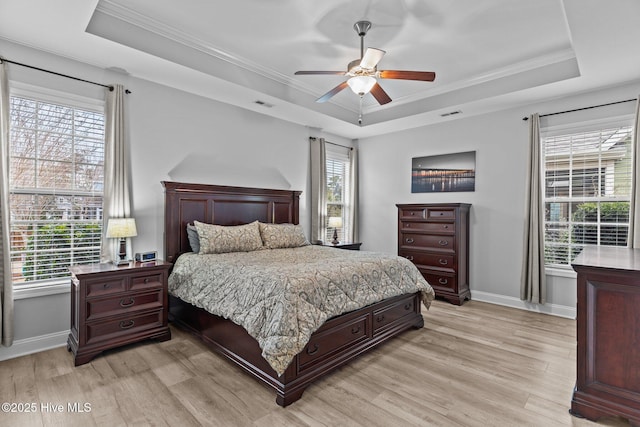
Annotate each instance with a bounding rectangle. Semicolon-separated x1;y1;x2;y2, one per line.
162;181;425;406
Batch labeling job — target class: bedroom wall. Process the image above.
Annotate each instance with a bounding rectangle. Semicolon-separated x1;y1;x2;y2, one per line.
357;80;640;317
0;39;351;360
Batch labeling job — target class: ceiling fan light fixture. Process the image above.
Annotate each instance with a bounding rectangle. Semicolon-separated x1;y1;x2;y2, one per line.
347;75;376;95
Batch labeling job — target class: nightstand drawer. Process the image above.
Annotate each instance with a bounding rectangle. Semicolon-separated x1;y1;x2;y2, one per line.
86;277;127;297
85;310;164;345
131;273;164;291
86;290;164;320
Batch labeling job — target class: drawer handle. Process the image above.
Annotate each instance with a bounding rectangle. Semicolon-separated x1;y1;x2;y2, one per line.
438;240;449;246
376;315;385;323
406;238;414;244
439;278;448;285
119;320;135;329
306;343;319;356
404;255;414;261
438;212;444;216
404;303;412;310
103;283;110;289
443;225;449;229
144;278;150;284
439;259;448;265
351;326;361;334
410;212;415;216
406;223;411;227
119;297;135;307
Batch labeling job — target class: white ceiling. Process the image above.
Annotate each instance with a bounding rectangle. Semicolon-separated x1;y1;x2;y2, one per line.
1;0;639;139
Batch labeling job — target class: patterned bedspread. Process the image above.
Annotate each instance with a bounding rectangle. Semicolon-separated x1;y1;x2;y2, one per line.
168;245;435;375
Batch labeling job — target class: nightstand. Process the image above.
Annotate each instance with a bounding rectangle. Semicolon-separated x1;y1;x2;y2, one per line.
67;260;172;366
319;242;362;250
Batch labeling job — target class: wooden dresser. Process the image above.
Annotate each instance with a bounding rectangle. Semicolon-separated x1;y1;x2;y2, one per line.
396;203;471;305
67;261;172;366
571;246;640;425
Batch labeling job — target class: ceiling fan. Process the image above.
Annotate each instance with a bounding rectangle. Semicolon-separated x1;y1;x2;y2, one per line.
295;21;436;108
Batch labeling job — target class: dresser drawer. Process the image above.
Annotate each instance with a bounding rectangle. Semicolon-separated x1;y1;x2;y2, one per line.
400;221;455;234
399;250;455;272
131;272;164;291
426;207;456;220
86;290;164;320
400;233;456;253
85;310;164;345
373;295;417;335
86;277;127;297
298;315;369;372
399;207;426;220
421;270;457;293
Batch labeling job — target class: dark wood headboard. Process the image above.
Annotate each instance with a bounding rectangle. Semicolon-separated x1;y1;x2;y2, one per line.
162;181;302;264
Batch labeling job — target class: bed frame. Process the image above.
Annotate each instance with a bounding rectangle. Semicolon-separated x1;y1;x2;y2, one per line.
162;181;424;406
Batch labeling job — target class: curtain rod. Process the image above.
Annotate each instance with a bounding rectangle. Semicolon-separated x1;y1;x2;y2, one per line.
309;137;353;150
0;57;131;94
522;98;636;121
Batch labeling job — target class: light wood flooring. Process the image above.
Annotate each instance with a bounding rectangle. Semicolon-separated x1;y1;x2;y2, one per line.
0;300;632;427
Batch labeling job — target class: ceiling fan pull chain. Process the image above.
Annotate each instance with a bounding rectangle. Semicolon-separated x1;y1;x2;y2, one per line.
358;95;363;125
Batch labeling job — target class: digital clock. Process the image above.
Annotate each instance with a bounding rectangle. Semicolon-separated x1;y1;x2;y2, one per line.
135;251;157;262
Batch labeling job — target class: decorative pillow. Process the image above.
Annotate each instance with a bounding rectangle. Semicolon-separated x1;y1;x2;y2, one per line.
194;220;263;254
259;222;309;249
186;223;200;253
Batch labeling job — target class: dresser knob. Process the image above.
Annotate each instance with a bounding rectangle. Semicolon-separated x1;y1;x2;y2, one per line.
376;315;385;323
120;297;135;307
443;225;449;229
103;283;110;289
351;326;361;334
438;240;448;246
406;238;414;244
119;320;135;329
439;259;448;265
439;278;448;285
410;212;415;216
404;303;412;310
144;278;149;283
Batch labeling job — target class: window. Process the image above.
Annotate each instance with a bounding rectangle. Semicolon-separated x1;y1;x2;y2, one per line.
9;92;105;285
325;144;353;243
543;124;633;267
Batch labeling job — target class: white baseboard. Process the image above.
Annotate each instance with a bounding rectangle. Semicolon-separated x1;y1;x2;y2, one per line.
471;290;576;319
0;330;69;362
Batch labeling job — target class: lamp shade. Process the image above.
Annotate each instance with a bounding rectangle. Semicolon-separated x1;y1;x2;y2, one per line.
327;216;343;229
347;76;376;95
106;218;137;238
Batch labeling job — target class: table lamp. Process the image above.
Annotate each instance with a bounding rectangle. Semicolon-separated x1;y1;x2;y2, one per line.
327;216;343;245
106;218;137;265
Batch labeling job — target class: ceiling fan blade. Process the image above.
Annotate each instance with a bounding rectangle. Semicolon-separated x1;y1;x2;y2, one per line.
378;70;436;81
370;83;392;105
316;81;349;103
295;71;346;75
360;48;386;69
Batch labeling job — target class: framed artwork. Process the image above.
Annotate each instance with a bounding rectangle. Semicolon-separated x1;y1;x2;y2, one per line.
411;151;476;193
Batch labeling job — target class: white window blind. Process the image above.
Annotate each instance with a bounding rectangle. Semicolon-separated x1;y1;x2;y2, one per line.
9;95;105;285
325;144;352;243
543;123;633;266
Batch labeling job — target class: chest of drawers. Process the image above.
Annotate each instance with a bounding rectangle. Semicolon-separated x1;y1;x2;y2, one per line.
67;261;172;366
396;203;471;305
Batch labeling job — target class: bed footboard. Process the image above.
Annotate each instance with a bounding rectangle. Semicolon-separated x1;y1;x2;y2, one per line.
169;292;424;406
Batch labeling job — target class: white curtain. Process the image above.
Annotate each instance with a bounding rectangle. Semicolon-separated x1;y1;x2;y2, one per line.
521;113;546;304
101;84;133;262
347;147;359;243
0;61;13;346
629;96;640;248
310;137;327;243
